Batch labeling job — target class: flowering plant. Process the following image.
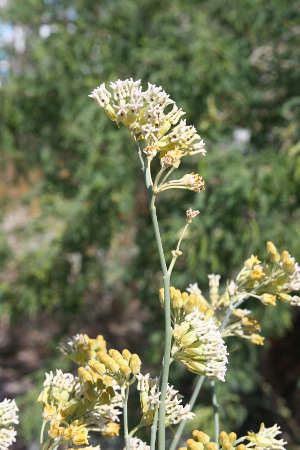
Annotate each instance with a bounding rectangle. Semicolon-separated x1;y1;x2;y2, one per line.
2;79;299;450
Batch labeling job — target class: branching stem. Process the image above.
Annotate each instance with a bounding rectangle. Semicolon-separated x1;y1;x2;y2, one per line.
123;386;130;450
211;380;220;444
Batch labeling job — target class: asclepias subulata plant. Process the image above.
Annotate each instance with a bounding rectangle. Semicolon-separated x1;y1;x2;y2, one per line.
2;79;300;450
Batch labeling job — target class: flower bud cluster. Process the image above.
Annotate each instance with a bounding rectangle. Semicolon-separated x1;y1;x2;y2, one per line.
159;286;211;323
236;242;300;307
242;423;286;450
0;399;19;450
84;348;141;389
180;423;287;450
172;309;228;381
59;333;107;364
180;426;286;450
89;79;205;161
223;308;264;346
38;331;137;447
136;373;194;427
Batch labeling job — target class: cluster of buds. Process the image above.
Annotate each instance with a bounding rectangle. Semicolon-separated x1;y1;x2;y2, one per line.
179;424;286;450
89;79;205;159
0;399;19;450
59;333;107;364
242;423;286;450
223;308;264;346
38;332;136;447
83;348;142;390
155;173;205;194
136;374;194;427
179;429;219;450
236;242;300;307
185;271;270;346
172;309;228;381
159;286;211;323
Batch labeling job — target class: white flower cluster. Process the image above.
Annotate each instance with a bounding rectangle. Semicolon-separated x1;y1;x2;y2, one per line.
136;374;194;426
128;437;150;450
43;369;79;393
186;209;200;222
0;399;18;450
89;79;205;157
243;423;287;450
186;282;202;296
173;309;228;381
281;257;300;292
62;333;89;352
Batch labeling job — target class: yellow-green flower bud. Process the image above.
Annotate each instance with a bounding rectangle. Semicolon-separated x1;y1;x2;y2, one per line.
187;439;204;450
261;294;276;306
97;352;120;374
192;430;210;444
173;322;190;340
122;349;132;361
266;241;280;263
88;359;106;375
109;349;128;367
129;354;142;375
206;443;218;450
236;445;246;450
281;250;295;273
78;367;94;383
219;432;229;444
228;432;237;443
180;330;198;347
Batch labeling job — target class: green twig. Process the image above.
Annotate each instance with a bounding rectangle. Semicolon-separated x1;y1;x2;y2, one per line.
150;407;159;450
123;386;130;450
211;381;219;444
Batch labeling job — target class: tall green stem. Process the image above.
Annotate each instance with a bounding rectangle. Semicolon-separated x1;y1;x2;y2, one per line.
211;381;219;444
149;195;172;450
123;386;130;450
150;407;159;450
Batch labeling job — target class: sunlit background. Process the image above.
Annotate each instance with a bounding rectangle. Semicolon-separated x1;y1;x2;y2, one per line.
0;0;300;448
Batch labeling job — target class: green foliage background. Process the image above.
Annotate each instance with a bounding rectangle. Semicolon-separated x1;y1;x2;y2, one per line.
0;0;300;448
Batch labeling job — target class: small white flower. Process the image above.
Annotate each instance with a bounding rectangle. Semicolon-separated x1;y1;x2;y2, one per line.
43;369;79;392
186;282;202;296
0;400;19;427
128;437;150;450
136;374;194;425
0;428;17;450
186;209;200;222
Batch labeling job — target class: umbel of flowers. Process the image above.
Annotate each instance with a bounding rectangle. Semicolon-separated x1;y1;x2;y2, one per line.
180;424;287;450
0;399;19;450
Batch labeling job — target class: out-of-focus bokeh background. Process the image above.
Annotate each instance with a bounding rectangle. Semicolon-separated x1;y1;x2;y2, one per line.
0;0;300;448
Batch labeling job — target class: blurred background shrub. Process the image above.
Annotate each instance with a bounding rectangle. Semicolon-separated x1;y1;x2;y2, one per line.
0;0;299;448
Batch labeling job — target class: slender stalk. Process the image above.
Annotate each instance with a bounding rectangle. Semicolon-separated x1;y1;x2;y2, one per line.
129;423;143;437
169;375;206;450
40;420;46;447
211;381;219;444
150;407;159;450
123;386;130;450
168;222;189;275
